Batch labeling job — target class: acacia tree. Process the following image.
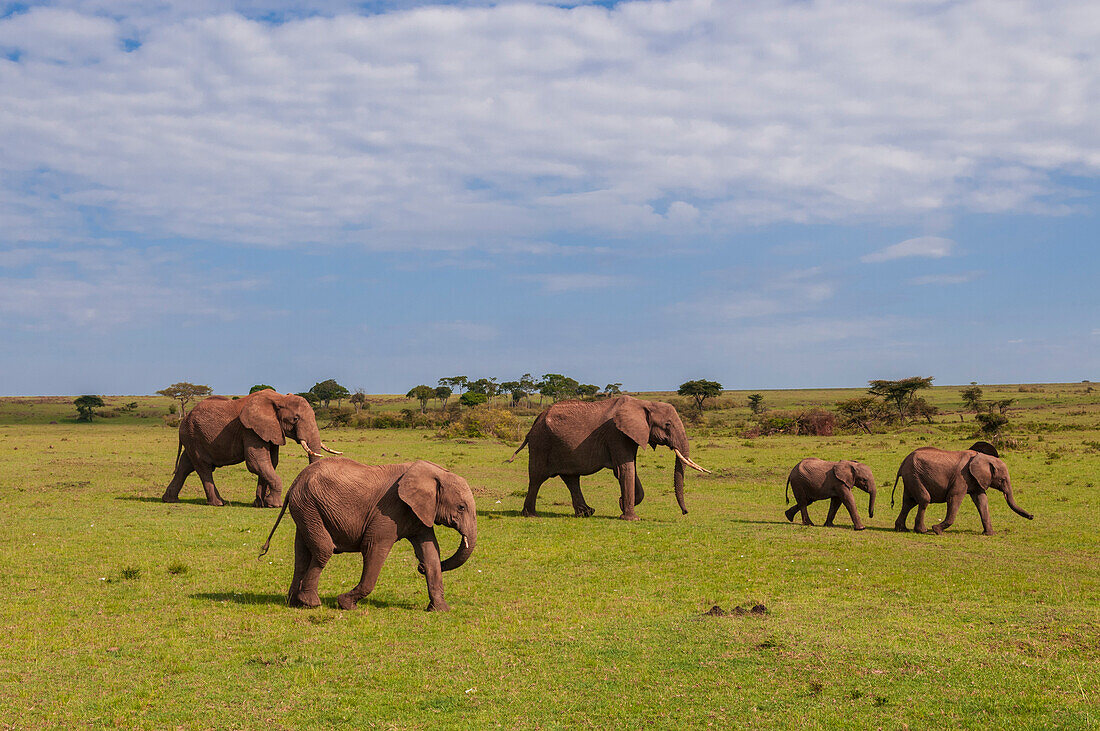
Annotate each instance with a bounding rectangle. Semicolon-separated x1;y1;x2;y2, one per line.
433;386;452;408
439;376;468;395
604;383;622;397
249;384;275;394
310;379;349;408
576;384;600;398
406;385;434;413
157;382;213;416
867;376;934;421
74;395;105;422
540;374;579;402
747;393;765;414
960;386;985;413
349;389;367;413
678;379;723;409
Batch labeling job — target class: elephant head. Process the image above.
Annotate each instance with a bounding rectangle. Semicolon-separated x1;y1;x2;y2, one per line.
399;461;477;572
966;453;1033;520
240;390;341;463
832;461;877;518
612;398;709;515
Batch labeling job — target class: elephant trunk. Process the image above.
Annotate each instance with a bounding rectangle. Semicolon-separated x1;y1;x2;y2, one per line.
673;457;688;515
295;412;333;464
440;524;476;572
867;485;876;519
1001;482;1034;520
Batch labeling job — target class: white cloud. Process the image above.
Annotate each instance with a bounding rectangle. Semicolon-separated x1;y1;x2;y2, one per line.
1;2;1100;251
672;268;836;321
862;237;956;264
910;271;980;286
522;273;627;293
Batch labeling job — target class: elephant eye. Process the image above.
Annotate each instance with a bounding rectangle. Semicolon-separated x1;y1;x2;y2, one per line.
457;504;466;512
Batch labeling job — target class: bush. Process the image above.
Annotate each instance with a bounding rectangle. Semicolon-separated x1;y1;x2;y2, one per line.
796;409;836;436
442;407;522;442
459;392;489;408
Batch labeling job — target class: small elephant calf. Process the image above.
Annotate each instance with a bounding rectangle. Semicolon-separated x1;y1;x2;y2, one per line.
785;459;877;531
260;458;477;611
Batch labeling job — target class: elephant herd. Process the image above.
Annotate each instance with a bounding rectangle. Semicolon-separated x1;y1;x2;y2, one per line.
163;391;1034;611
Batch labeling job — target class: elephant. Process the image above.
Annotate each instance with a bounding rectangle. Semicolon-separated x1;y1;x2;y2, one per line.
259;458;477;612
784;459;876;530
506;395;709;520
162;390;341;507
892;446;1034;535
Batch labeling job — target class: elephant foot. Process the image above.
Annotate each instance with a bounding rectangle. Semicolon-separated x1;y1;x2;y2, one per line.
293;590;321;608
930;525;945;535
336;593;359;611
573;505;595;518
982;529;995;536
800;520;814;527
426;601;451;612
915;527;930;534
894;524;908;532
208;499;227;507
852;525;866;531
618;513;640;521
520;508;538;518
823;520;835;527
161;494;180;503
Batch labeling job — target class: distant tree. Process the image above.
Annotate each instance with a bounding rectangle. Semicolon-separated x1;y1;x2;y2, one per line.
994;398;1016;415
249;384;275;394
296;391;319;406
156;382;213;416
459;392;488;407
466;378;498;399
406;385;434;413
433;386;453;408
678;379;724;409
975;411;1009;439
74;395;105;422
499;381;521;406
439;376;468;395
960;386;985;413
540;373;580;402
310;379;349;408
834;397;888;434
867;376;934;421
747;393;765;414
604;383;623;397
908;396;939;423
576;384;600;398
349;389;367;413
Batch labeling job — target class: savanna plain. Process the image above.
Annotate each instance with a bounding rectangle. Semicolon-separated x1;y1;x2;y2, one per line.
0;385;1097;729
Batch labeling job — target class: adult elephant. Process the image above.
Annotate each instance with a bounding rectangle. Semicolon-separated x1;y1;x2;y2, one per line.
259;458;477;612
162;390;340;507
784;459;876;531
892;446;1034;535
507;395;709;520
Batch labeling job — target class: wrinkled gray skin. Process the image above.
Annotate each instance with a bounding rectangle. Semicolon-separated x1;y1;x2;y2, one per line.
508;395;701;520
784;459;876;531
163;390;333;507
893;447;1034;535
260;458;477;612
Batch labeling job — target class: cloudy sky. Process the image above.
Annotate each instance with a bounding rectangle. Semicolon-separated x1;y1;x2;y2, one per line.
1;0;1098;395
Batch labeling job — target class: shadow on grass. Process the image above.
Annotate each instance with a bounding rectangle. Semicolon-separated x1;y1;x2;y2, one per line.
486;508;620;521
727;518;905;533
190;592;422;611
116;496;260;507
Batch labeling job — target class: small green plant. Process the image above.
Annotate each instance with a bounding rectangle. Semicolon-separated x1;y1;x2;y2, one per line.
848;689;864;700
872;696;889;707
167;561;188;575
119;566;141;581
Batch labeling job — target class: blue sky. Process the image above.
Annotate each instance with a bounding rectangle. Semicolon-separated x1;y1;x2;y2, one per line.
1;0;1097;395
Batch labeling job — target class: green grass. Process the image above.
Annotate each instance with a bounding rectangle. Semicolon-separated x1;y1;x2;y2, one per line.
1;386;1098;728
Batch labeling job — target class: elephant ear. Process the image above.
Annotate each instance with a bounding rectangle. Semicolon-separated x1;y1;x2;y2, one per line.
967;455;993;489
832;461;856;488
240;392;286;446
397;461;439;527
612;398;650;447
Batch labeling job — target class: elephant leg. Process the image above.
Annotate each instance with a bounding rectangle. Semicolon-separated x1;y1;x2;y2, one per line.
337;541;394;610
798;498;814;526
913;501;932;533
561;475;595;517
287;529;311;607
784;503;801;522
193;462;225;507
411;532;449;612
894;492;916;531
971;492;994;535
245;445;282;508
633;473;644;506
823;497;842;526
931;492;965;535
616;462;639;521
521;474;548;517
295;529;334;609
838;488;865;531
162;452;195;502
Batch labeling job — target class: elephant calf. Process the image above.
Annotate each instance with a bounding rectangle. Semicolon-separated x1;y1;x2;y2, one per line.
893;446;1033;535
260;458;477;612
784;459;876;530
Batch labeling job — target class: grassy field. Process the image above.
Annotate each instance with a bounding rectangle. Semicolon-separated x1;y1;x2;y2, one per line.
0;385;1097;729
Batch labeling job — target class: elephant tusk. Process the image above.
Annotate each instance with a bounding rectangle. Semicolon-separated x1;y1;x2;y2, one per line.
320;442;343;455
298;440;323;459
673;449;711;474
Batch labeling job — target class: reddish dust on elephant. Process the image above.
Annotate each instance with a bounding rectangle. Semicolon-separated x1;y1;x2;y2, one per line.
260;458;477;612
507;395;709;520
162;390;340;507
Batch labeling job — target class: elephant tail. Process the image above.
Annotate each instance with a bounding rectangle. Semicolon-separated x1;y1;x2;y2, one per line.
259;482;295;558
172;438;184;473
891;472;902;508
785;475;791;505
505;434;529;463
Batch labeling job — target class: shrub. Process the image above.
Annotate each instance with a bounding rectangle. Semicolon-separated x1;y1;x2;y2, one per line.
442;407;522;442
459;392;489;407
796;409;836;436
